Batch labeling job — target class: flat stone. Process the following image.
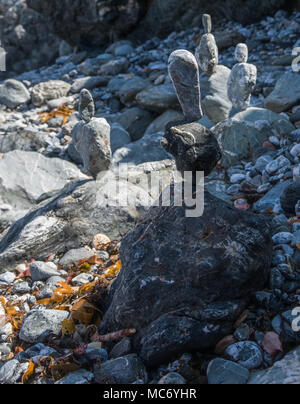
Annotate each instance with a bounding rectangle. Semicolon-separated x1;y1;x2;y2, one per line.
31;80;71;107
0;79;30;109
60;248;94;267
94;354;147;384
55;369;94;384
265;72;300;113
30;261;60;281
136;84;179;113
225;342;263;370
19;309;69;343
207;358;250;384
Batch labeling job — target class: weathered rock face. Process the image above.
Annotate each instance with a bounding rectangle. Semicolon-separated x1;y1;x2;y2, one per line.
31;80;71;107
265;72;300;113
100;189;273;366
0;80;30;109
26;0;287;49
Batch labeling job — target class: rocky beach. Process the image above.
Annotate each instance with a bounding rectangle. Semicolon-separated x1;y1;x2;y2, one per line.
0;0;300;386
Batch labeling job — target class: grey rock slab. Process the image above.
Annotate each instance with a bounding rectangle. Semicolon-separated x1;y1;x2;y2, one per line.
145;110;184;135
253;180;293;213
136;83;179;113
31;80;71;107
60;247;95;267
112;132;172;166
201;65;232;124
0;150;87;229
55;369;94;384
265;72;300;113
248;346;300;384
0;79;30;109
94;354;147;384
70;76;110;94
207;358;250;384
116;107;154;142
168;50;203;121
0;359;21;384
30;261;60;281
19;309;69;343
117;77;150;105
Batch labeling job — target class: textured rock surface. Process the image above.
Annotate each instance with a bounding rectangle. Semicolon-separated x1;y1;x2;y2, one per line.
168;50;203;121
101;189;272;366
207;358;250;384
162;121;221;177
0;167;160;270
78;89;95;123
136;83;179;113
248;346;300;384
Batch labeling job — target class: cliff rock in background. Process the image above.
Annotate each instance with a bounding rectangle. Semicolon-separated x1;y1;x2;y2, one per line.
26;0;289;49
0;0;61;76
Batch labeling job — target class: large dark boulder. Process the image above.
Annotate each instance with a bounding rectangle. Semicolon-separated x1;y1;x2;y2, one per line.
26;0;288;49
100;188;273;366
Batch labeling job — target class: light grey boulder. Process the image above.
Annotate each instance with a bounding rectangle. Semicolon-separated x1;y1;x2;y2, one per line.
0;271;16;284
60;247;95;267
168;50;203;121
94;354;147;384
201;65;232;124
248;346;300;384
31;80;71;107
0;79;30;109
136;83;179;113
0;150;88;231
70;76;110;94
30;261;61;281
195;14;218;76
265;72;300;113
0;359;22;384
227;44;257;111
19;309;69;343
212;107;294;166
207;358;250;384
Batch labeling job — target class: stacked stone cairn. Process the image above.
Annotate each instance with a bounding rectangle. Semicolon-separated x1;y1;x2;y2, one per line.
195;14;219;76
227;43;257;111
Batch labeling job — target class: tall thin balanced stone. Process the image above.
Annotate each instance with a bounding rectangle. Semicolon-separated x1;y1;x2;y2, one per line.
195;14;218;76
168;50;203;122
162;50;221;179
227;43;257;111
79;88;95;123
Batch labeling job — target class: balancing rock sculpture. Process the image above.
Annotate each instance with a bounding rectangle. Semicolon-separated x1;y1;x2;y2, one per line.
227;43;257;111
162;50;221;179
71;89;111;178
195;14;218;76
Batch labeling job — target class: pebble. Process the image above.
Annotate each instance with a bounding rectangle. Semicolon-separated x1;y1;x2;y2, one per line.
225;342;263;370
158;372;186;384
30;261;61;281
207;358;250;385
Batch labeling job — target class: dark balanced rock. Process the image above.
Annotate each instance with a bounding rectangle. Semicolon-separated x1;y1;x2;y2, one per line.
100;188;272;366
161;121;221;177
280;182;300;215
